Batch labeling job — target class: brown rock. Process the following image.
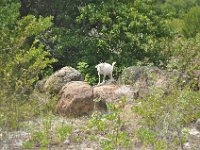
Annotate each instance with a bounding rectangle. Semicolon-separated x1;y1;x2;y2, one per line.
93;84;119;102
56;81;94;116
93;84;138;102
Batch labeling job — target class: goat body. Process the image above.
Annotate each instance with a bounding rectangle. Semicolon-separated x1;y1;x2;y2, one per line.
95;62;116;84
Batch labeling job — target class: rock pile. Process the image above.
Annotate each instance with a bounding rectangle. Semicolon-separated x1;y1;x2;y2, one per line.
34;65;199;117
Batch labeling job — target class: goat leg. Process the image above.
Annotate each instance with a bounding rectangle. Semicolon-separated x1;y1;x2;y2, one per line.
103;75;106;83
98;73;101;84
110;73;114;81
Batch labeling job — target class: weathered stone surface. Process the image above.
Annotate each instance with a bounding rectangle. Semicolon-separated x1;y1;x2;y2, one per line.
56;81;107;116
35;66;83;95
188;128;200;149
93;84;119;102
35;78;48;93
184;119;200;149
56;81;93;116
93;84;138;102
120;66;170;97
120;66;168;87
114;85;138;100
195;118;200;131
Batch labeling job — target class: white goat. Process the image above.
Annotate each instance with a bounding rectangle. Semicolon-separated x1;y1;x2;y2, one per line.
95;62;116;84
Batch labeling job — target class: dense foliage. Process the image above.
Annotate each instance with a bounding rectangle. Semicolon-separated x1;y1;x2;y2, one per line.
0;0;200;149
0;0;56;129
14;0;200;72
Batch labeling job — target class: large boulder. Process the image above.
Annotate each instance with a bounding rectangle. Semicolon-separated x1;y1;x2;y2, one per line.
120;66;168;87
56;81;106;116
93;84;119;103
35;66;83;95
120;66;169;97
93;84;138;103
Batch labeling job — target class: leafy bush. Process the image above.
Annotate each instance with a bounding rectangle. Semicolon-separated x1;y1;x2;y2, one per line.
0;1;56;130
76;61;96;84
22;117;53;149
166;34;200;86
88;99;132;150
156;32;200;75
76;0;170;69
182;6;200;37
161;0;199;18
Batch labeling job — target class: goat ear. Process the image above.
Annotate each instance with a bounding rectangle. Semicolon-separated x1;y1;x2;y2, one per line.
112;62;116;65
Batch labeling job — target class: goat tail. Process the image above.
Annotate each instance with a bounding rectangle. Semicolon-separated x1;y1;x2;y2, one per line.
112;62;116;67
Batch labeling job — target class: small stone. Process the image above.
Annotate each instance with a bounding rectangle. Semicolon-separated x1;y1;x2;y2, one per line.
195;118;200;131
183;142;191;149
73;129;80;133
15;141;23;147
63;139;70;145
188;128;200;146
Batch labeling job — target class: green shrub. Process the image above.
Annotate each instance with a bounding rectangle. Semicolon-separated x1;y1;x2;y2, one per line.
88;99;132;150
56;125;73;141
76;61;96;84
23;116;54;149
182;6;200;37
0;1;56;130
133;88;200;149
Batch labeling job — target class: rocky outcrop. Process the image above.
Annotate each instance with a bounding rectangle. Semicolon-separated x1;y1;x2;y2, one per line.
35;66;83;95
33;65;199;117
56;81;139;116
54;66;178;116
120;66;172;97
56;81;108;116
